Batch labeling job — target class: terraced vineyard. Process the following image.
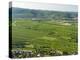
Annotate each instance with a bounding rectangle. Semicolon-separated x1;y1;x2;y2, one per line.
11;19;78;58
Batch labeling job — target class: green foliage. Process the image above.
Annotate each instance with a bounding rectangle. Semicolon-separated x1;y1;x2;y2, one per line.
12;19;78;58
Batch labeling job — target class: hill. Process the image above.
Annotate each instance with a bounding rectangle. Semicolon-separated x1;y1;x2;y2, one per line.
10;7;78;20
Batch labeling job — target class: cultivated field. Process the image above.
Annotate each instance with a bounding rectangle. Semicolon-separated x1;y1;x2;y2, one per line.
11;19;78;58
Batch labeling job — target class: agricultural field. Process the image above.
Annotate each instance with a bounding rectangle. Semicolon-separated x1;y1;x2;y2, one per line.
11;19;78;58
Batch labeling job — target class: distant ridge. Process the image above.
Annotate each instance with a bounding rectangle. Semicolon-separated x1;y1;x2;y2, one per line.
10;7;78;19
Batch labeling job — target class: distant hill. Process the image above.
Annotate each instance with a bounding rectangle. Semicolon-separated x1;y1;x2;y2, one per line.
9;7;78;20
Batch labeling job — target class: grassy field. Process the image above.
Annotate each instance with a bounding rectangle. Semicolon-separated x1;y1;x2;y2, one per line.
11;19;78;58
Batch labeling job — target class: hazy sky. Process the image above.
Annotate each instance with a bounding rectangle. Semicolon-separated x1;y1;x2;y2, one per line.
12;1;78;12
